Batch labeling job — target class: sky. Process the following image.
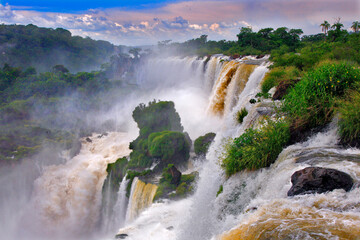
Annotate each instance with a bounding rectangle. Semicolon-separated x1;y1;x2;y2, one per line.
0;0;359;46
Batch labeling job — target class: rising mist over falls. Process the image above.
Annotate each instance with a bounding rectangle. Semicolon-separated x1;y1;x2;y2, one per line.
1;55;360;240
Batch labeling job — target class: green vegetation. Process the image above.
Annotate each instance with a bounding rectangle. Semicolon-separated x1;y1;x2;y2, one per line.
132;100;183;136
105;157;128;192
0;63;115;164
281;62;360;132
216;185;223;197
160;27;304;56
221;19;360;177
154;164;197;200
222;120;290;176
194;132;216;156
236;108;248;124
0;121;78;165
0;24;116;72
261;66;301;94
128;100;188;169
148;131;190;164
337;90;360;147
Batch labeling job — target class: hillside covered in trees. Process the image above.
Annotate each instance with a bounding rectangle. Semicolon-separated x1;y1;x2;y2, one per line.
0;24;118;72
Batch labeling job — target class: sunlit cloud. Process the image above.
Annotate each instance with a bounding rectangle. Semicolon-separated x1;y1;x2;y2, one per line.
0;0;358;46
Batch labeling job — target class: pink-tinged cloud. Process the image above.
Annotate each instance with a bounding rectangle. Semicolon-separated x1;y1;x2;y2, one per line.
0;0;359;45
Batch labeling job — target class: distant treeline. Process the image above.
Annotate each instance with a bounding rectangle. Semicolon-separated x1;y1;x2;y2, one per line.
158;19;359;60
0;24;118;72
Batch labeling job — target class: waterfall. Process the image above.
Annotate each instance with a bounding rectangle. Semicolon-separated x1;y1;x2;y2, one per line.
217;124;360;239
126;177;158;222
207;60;239;115
21;132;132;239
135;56;206;89
101;176;129;234
178;59;267;240
113;176;129;228
4;54;359;240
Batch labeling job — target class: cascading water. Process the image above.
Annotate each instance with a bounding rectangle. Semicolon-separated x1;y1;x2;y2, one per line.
101;175;129;234
178;59;269;240
218;124;360;239
0;132;132;240
115;56;270;239
2;54;359;240
125;177;158;222
114;54;360;240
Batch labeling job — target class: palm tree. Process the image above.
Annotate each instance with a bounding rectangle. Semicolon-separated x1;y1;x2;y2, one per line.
320;21;330;38
331;18;344;31
351;21;359;33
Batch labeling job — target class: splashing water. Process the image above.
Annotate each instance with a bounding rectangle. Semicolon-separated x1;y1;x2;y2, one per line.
22;132;132;239
126;177;158;222
3;54;359;240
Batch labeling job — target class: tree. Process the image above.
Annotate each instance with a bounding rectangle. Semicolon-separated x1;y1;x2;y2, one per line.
351;21;359;33
237;27;257;47
328;18;346;41
331;18;344;31
320;21;330;38
52;64;69;73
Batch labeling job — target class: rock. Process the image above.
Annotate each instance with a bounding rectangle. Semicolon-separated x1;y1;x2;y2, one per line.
256;54;265;59
272;79;300;100
85;137;92;143
256;107;274;116
287;167;353;196
115;234;128;239
167;165;182;186
231;54;240;59
194;132;216;156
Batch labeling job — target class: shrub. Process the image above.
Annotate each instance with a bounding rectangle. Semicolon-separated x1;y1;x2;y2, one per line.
132;100;183;137
236;108;248;124
105;157;128;191
261;66;301;94
282;62;360;131
216;185;223;197
194;132;216;156
337;90;360;147
154;165;197;200
148;131;190;164
222;120;290;176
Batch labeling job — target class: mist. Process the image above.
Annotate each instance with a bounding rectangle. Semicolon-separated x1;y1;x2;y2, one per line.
0;50;221;240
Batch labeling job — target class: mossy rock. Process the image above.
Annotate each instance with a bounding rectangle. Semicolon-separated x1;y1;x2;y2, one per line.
132;100;183;138
194;132;216;156
128;100;185;171
148;131;191;166
154;165;197;201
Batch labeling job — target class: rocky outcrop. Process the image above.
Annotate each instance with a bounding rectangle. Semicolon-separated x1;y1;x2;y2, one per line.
272;79;300;100
288;167;353;196
167;165;182;185
194;132;216;156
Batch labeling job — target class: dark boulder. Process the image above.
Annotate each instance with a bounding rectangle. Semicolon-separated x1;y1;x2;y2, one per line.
272;79;300;100
115;233;128;239
288;167;353;196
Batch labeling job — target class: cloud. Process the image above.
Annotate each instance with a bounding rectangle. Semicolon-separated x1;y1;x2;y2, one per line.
0;4;14;18
0;0;358;46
